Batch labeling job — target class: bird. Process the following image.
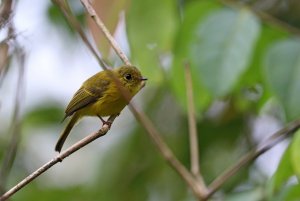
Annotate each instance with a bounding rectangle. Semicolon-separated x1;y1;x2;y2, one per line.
55;65;147;152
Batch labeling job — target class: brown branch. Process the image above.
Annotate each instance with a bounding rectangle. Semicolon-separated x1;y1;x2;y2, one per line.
0;115;117;201
80;0;131;66
184;62;208;193
204;119;300;199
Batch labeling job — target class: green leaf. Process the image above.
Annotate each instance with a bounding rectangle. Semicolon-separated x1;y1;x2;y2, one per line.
171;0;221;112
271;142;294;193
236;25;288;111
291;129;300;177
190;8;260;97
224;187;264;201
126;0;177;83
264;38;300;120
272;184;300;201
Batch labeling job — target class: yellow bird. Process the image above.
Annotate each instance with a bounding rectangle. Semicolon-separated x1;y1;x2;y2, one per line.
55;65;147;152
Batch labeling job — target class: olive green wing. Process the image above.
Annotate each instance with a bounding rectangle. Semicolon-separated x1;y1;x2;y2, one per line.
64;77;110;118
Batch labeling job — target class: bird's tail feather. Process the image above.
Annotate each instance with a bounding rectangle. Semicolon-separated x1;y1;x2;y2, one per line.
55;114;80;152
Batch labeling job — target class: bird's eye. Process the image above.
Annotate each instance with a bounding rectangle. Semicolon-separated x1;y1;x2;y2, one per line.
125;73;132;80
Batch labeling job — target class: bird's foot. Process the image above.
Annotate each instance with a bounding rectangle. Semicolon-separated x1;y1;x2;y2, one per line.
97;115;112;129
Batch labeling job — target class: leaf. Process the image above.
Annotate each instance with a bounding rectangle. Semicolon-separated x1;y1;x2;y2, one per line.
190;8;260;97
126;0;177;83
171;0;221;112
271;142;294;193
224;187;264;201
270;130;300;199
236;25;288;111
291;129;300;177
88;0;129;58
171;1;260;112
264;38;300;120
272;184;300;201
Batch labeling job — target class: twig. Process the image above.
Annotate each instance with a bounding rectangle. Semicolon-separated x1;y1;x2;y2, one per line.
184;62;200;175
205;119;300;199
80;0;131;66
184;62;208;193
0;115;117;201
51;0;109;70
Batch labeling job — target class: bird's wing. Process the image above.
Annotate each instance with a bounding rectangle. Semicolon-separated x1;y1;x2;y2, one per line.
64;78;110;117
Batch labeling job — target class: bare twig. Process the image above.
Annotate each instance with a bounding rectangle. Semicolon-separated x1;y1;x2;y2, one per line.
205;119;300;199
184;62;200;175
80;0;131;66
184;62;208;193
0;115;117;201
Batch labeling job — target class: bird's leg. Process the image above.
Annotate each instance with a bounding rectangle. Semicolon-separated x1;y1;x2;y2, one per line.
97;115;112;128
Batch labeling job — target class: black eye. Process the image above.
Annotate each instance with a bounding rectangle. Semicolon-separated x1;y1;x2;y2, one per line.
125;73;132;80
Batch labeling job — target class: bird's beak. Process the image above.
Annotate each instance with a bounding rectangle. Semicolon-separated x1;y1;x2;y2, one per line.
140;77;147;88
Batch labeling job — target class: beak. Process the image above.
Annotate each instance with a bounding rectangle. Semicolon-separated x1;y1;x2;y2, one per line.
140;77;148;81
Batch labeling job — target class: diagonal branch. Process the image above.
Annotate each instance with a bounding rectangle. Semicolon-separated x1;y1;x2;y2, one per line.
0;115;117;201
80;0;131;66
205;119;300;199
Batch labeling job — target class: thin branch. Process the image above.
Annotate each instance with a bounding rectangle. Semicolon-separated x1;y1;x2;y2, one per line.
205;119;300;199
80;0;131;66
184;62;207;193
0;115;117;201
184;62;200;175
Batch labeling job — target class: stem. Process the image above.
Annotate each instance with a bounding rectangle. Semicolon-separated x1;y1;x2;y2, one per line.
184;62;208;193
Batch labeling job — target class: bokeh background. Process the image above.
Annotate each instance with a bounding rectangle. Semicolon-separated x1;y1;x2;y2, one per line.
1;0;300;200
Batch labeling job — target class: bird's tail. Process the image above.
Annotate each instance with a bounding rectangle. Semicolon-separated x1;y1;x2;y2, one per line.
55;114;80;152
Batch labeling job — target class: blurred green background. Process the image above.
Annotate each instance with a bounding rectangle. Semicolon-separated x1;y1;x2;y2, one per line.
1;0;300;200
